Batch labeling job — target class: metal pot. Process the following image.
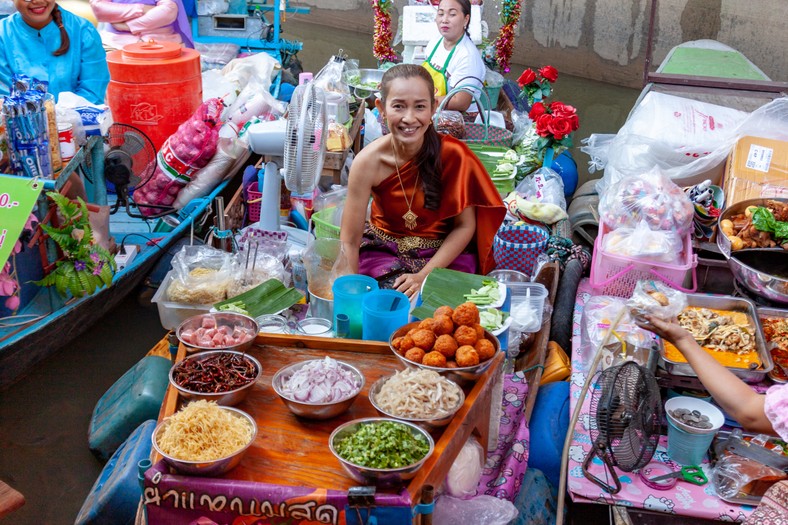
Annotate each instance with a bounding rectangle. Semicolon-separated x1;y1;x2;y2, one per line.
716;198;788;304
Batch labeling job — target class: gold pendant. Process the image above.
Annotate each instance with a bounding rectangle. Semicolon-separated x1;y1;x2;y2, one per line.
403;209;418;230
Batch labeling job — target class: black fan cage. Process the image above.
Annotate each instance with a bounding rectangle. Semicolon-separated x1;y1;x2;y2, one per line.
588;361;662;472
105;123;157;189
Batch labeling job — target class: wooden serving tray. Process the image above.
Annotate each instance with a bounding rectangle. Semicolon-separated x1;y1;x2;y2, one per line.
155;333;503;507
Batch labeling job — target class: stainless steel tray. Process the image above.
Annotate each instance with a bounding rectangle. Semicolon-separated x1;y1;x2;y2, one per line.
660;293;773;383
757;307;788;384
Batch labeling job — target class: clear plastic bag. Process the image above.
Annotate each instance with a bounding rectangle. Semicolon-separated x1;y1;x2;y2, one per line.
227;251;285;298
712;452;787;500
444;438;485;499
514;167;566;210
433;495;518;525
578;296;657;374
313;54;351;97
601;220;683;263
435;110;466;139
598;167;694;235
167;245;232;304
627;280;688;322
302;238;351;299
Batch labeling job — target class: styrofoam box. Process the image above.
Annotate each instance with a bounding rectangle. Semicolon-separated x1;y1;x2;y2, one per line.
151;269;213;330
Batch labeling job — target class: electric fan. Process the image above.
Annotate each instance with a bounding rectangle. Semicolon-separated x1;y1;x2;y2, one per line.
247;82;328;230
582;360;662;494
103;123;158;218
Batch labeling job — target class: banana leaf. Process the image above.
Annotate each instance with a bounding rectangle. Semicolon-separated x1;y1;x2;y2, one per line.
214;279;303;318
411;268;491;320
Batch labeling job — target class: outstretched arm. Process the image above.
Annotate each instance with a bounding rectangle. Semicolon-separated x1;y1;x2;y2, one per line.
637;315;774;434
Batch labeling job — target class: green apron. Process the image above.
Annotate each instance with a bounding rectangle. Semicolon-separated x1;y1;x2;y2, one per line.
422;38;458;97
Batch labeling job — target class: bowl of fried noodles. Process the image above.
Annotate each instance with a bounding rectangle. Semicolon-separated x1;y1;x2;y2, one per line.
368;368;465;431
152;400;257;476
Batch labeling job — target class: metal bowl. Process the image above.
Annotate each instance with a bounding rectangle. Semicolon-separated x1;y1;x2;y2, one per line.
388;321;501;384
344;68;385;98
716;198;788;305
169;350;262;406
176;312;259;353
329;417;434;486
271;359;364;420
151;406;257;476
367;374;465;432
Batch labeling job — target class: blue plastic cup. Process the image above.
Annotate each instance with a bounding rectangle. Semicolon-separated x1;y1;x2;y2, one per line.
666;418;716;465
361;290;410;342
332;275;379;339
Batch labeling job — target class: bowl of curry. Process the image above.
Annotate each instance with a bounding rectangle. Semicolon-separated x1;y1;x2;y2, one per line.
758;307;788;384
660;294;773;383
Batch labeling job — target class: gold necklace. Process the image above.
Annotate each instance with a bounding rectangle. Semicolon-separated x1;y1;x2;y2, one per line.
391;139;419;230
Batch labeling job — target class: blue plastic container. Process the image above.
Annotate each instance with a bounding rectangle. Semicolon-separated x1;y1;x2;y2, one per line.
666;418;715;465
527;381;569;489
332;275;378;339
362;289;409;341
76;419;156;525
89;355;171;461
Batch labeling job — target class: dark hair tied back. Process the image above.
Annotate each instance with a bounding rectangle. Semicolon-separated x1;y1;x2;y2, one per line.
380;64;444;211
52;5;70;56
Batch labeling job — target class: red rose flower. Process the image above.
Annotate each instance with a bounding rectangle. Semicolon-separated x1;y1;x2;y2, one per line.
550;101;575;118
548;116;573;140
529;102;548;120
539;65;559;83
535;114;553;137
567;113;580;131
517;68;537;87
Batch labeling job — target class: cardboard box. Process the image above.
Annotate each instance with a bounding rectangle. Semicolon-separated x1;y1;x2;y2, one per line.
723;135;788;205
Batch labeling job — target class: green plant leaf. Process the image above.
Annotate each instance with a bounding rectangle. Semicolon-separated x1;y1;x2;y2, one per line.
99;264;114;287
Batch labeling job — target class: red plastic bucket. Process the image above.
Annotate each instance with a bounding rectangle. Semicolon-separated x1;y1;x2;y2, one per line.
106;41;202;150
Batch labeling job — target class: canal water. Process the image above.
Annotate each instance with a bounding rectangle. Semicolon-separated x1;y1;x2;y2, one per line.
0;19;639;524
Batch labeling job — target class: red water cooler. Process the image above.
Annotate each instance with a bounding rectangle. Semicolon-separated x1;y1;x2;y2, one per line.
106;41;202;151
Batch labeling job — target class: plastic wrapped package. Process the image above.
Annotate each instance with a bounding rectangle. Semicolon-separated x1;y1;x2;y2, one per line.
444;438;485;499
435;110;466;139
174;137;251;209
601;221;684;264
433;495;518;525
167;245;233;304
598;168;694;235
514;167;566;210
223;78;284;134
134;99;223;216
626;280;688;322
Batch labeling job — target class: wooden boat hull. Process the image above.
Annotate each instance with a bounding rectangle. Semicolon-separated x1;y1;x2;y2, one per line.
0;138;231;390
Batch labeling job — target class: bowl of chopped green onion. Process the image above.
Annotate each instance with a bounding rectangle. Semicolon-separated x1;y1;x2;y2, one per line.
329;418;434;486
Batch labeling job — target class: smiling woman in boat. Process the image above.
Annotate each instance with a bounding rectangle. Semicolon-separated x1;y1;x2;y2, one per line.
0;0;110;103
340;64;505;298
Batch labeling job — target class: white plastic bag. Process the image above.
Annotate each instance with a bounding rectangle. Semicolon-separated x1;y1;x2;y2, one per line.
433;495;518;525
364;108;383;147
444;438;485;499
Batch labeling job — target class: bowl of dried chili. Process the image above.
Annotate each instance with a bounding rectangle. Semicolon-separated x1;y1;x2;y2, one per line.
169;350;262;406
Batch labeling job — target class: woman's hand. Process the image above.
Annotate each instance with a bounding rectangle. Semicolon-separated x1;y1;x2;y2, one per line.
393;272;426;298
635;314;694;349
112;22;130;31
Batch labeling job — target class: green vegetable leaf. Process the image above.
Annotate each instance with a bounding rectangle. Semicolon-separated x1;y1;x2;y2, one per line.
752;206;788;240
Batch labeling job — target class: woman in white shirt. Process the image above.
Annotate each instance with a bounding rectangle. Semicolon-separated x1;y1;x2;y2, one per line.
422;0;486;113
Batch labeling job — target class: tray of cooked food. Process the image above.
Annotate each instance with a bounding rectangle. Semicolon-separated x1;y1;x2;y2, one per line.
660;294;773;383
152;330;503;508
757;307;788;384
